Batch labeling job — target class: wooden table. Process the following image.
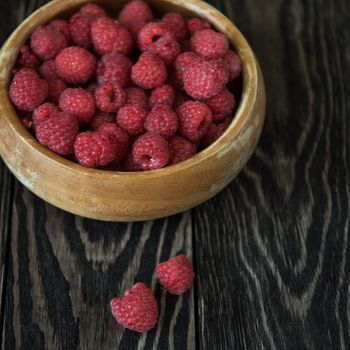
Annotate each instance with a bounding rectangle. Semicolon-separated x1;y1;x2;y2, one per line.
1;0;349;349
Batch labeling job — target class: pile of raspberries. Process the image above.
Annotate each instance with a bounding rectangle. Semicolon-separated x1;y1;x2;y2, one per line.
9;1;242;171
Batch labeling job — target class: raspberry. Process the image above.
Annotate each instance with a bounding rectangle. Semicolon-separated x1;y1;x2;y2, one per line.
89;112;115;131
168;136;197;164
50;19;71;44
118;0;153;38
145;104;178;138
9;68;48;111
147;36;180;66
187;18;211;35
59;88;95;125
79;3;107;18
69;13;93;48
222;49;242;80
116;104;147;135
162;12;188;41
132;133;169;170
39;59;58;80
183;58;229;100
16;45;40;69
91;17;133;55
125;87;148;108
32;102;59;128
74;131;118;167
30;25;67;60
110;283;158;332
137;22;173;51
131;52;167;89
98;122;129;163
55;47;96;84
124;153;143;172
177;101;212;141
156;255;195;295
36;112;79;155
202;119;230;147
47;78;67;103
94;82;126;113
96;52;132;87
206;88;235;121
149;84;175;108
190;29;228;59
172;51;199;88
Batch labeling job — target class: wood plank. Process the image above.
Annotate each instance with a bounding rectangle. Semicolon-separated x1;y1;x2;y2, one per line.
194;0;350;348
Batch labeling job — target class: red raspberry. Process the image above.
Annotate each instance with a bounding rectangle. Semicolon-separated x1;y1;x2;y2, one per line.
110;283;158;332
97;52;132;87
147;36;180;66
69;13;93;48
79;3;107;18
74;131;118;167
132;133;169;170
183;58;229;100
59;88;95;125
94;82;126;113
39;59;57;80
47;78;67;103
36;112;79;155
206;88;235;122
32;102;59;128
118;0;153;38
116;104;147;135
98;122;129;163
49;19;71;44
125;87;148;108
187;18;211;35
91;17;133;55
88;112;114;131
16;45;40;69
9;68;48;111
138;22;173;51
30;25;67;60
172;51;199;88
55;47;96;84
177;101;212;141
145;104;178;138
222;49;242;80
156;255;195;295
131;52;167;89
149;84;175;108
124;153;143;172
202;119;230;147
162;12;188;41
190;29;228;59
168;135;197;164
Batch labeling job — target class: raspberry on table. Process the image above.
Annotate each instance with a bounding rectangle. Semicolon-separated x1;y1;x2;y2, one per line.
190;29;229;59
39;59;58;80
47;78;67;103
36;112;79;155
177;101;212;141
32;102;59;128
88;112;115;131
59;88;95;125
96;51;132;87
30;25;67;60
202;119;231;147
187;17;211;34
131;52;167;89
69;13;94;48
110;283;158;333
79;3;107;18
168;135;197;165
94;82;126;113
118;0;153;38
132;133;169;170
55;47;96;84
116;104;148;135
137;22;173;51
149;84;175;108
162;12;188;41
9;68;48;111
183;58;229;100
74;131;118;167
49;19;72;44
91;17;133;56
147;36;181;66
206;88;235;122
125;87;148;108
16;45;40;69
156;255;195;295
222;49;242;80
145;104;178;138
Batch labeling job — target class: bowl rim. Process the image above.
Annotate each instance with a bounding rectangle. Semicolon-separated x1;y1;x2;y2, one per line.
0;0;259;179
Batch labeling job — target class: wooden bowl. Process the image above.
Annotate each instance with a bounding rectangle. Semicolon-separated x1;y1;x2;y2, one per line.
0;0;265;221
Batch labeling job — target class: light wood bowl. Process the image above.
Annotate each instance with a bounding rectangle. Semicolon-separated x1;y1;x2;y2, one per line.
0;0;265;221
